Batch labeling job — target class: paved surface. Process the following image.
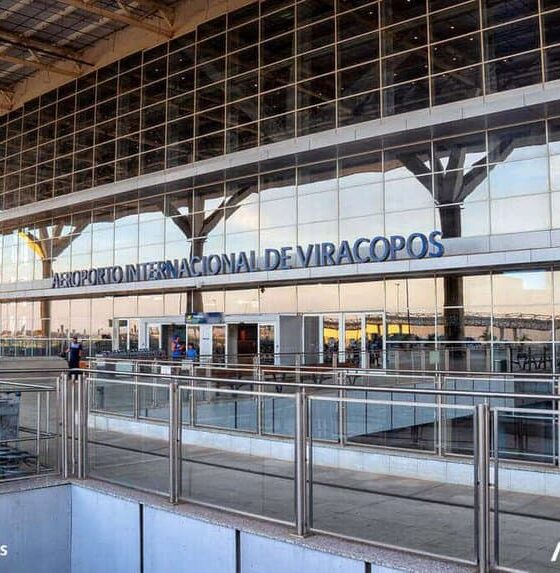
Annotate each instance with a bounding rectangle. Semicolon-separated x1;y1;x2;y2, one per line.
6;363;560;571
87;426;560;572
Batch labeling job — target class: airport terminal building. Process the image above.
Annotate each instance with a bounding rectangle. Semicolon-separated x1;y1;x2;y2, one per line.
2;0;560;371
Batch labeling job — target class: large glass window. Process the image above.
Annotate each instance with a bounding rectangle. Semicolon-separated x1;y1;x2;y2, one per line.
2;114;560;283
1;0;555;212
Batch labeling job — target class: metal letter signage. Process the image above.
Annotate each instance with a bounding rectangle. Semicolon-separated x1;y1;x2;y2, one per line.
51;230;444;288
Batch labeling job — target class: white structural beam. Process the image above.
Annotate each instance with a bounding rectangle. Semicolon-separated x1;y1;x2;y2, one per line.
0;53;79;77
58;0;173;37
0;88;13;111
133;0;175;27
0;27;90;65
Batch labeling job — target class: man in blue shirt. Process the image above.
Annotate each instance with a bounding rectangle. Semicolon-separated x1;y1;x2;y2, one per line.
186;343;198;362
66;335;83;374
171;335;184;360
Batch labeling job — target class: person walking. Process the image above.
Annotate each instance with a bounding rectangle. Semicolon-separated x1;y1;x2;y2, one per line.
171;335;184;360
66;335;83;377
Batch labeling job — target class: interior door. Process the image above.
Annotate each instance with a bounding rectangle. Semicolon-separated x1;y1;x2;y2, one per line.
258;324;275;365
212;325;226;363
237;323;258;363
147;324;161;351
303;316;320;365
365;313;385;368
322;314;340;365
117;319;128;351
344;314;362;366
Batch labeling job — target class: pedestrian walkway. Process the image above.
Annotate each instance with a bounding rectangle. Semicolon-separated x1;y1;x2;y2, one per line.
87;427;560;572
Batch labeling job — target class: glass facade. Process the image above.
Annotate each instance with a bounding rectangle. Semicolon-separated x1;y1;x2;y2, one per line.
1;269;559;372
2;0;560;209
2;115;560;284
1;0;560;374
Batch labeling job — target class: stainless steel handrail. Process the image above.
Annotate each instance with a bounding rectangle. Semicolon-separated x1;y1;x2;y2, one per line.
90;354;558;378
3;367;558;571
81;372;519;571
0;377;59;483
85;369;560;401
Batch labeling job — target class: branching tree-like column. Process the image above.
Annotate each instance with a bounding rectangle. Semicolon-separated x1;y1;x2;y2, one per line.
397;138;515;369
19;217;89;353
165;179;257;313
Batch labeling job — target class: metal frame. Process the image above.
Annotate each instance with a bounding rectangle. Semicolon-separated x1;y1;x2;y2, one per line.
10;365;560;571
302;312;386;369
0;377;59;482
57;0;173;37
1;0;559;213
83;369;495;568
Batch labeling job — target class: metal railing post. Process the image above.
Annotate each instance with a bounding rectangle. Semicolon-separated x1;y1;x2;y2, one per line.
493;409;500;568
76;374;82;478
45;380;51;471
295;387;309;537
253;355;262;435
187;362;195;426
338;371;346;445
133;361;139;420
474;403;491;573
76;374;89;479
36;391;41;473
60;372;69;478
70;373;77;476
436;373;443;456
556;374;560;469
169;381;181;504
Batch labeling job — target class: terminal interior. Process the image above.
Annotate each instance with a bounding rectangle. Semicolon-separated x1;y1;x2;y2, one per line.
115;312;385;367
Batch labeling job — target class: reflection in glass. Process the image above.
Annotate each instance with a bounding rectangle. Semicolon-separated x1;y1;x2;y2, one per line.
484;17;539;60
491;194;550;234
338;91;380;126
492;271;553;307
489;122;546;163
148;325;161;351
212;325;226;363
323;315;339;364
259;324;275;364
489;158;548;198
485;52;542;93
432;66;482;106
344;315;362;365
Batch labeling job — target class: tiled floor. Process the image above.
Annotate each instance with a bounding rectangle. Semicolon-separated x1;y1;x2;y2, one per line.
87;427;560;572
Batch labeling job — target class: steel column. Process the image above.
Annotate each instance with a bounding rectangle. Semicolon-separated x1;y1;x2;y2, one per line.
295;387;309;537
474;403;491;573
493;409;500;568
60;373;69;478
169;382;181;504
436;373;444;456
76;375;89;479
254;355;262;435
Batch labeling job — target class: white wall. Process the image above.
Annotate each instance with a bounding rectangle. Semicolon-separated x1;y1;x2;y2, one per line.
0;485;70;573
71;487;140;573
0;483;421;573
